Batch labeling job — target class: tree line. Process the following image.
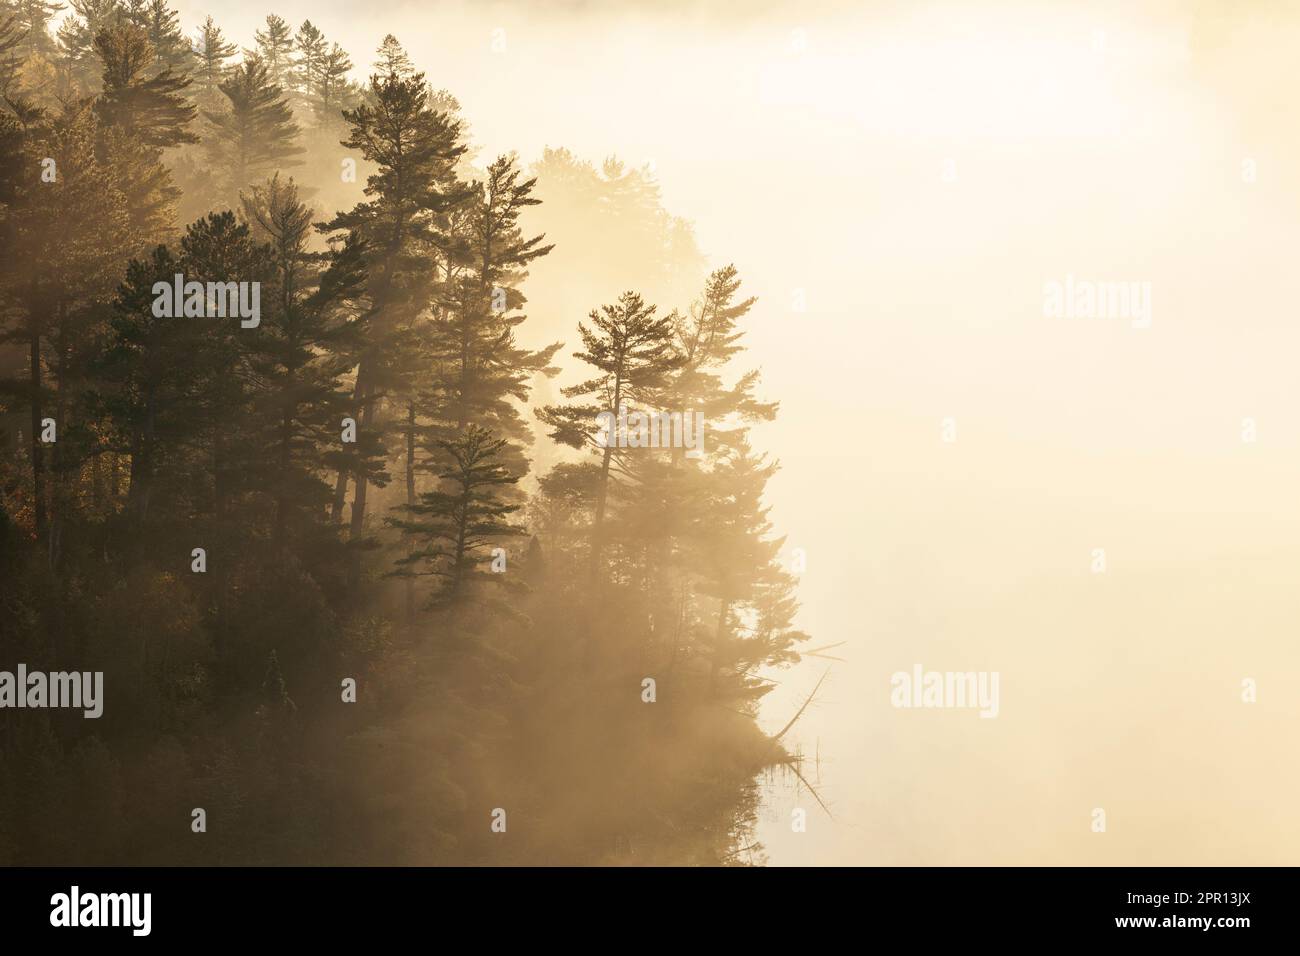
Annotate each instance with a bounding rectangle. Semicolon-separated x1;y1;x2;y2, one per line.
0;1;810;864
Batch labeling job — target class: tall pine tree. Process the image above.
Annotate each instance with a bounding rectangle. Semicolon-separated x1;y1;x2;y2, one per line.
190;14;235;107
387;425;526;614
536;290;681;579
253;14;294;92
203;56;303;203
318;69;467;584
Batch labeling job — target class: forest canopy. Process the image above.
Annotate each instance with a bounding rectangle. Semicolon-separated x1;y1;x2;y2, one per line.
0;2;810;865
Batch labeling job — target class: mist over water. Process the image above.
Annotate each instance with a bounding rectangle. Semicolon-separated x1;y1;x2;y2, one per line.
172;0;1300;865
7;0;1298;866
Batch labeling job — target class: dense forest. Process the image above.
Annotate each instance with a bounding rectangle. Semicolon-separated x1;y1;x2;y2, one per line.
0;1;811;864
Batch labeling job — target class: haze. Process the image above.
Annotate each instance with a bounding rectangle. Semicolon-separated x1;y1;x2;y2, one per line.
126;0;1300;863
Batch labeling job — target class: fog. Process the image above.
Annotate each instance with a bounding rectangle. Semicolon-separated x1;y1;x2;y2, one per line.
148;0;1300;864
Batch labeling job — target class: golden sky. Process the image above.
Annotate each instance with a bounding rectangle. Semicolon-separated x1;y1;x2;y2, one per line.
163;0;1300;864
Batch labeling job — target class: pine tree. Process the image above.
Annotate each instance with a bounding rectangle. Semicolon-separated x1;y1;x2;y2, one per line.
93;22;195;247
98;214;271;522
385;159;558;626
253;14;294;92
0;19;812;868
0;8;24;94
94;22;196;148
172;211;275;527
292;20;326;109
620;266;781;688
203;56;303;202
434;155;558;442
373;34;413;77
689;439;808;696
139;0;190;75
318;70;467;581
387;425;527;613
0;99;127;539
3;0;64;58
190;14;235;106
313;42;352;122
665;266;776;458
416;154;561;528
536;290;681;578
239;173;368;548
56;0;123;91
95;243;195;521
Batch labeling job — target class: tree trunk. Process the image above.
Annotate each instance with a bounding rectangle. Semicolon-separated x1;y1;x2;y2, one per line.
404;400;416;625
346;377;374;589
588;371;623;583
274;399;293;548
330;462;349;522
331;371;367;523
710;598;732;695
28;315;45;539
449;484;470;603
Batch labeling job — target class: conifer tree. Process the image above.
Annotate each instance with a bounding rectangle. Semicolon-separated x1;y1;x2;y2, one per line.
419;154;561;508
56;0;123;90
94;22;195;147
313;42;352;121
95;243;194;520
435;156;558;438
318;69;467;575
689;439;808;695
373;34;413;77
536;291;681;576
622;266;781;681
204;56;303;202
0;19;812;868
387;425;526;613
0;99;127;538
93;22;195;247
3;0;63;58
172;211;275;526
239;173;368;547
665;265;776;458
0;10;22;95
98;214;272;523
191;14;235;106
292;20;325;108
139;0;190;75
253;14;294;91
